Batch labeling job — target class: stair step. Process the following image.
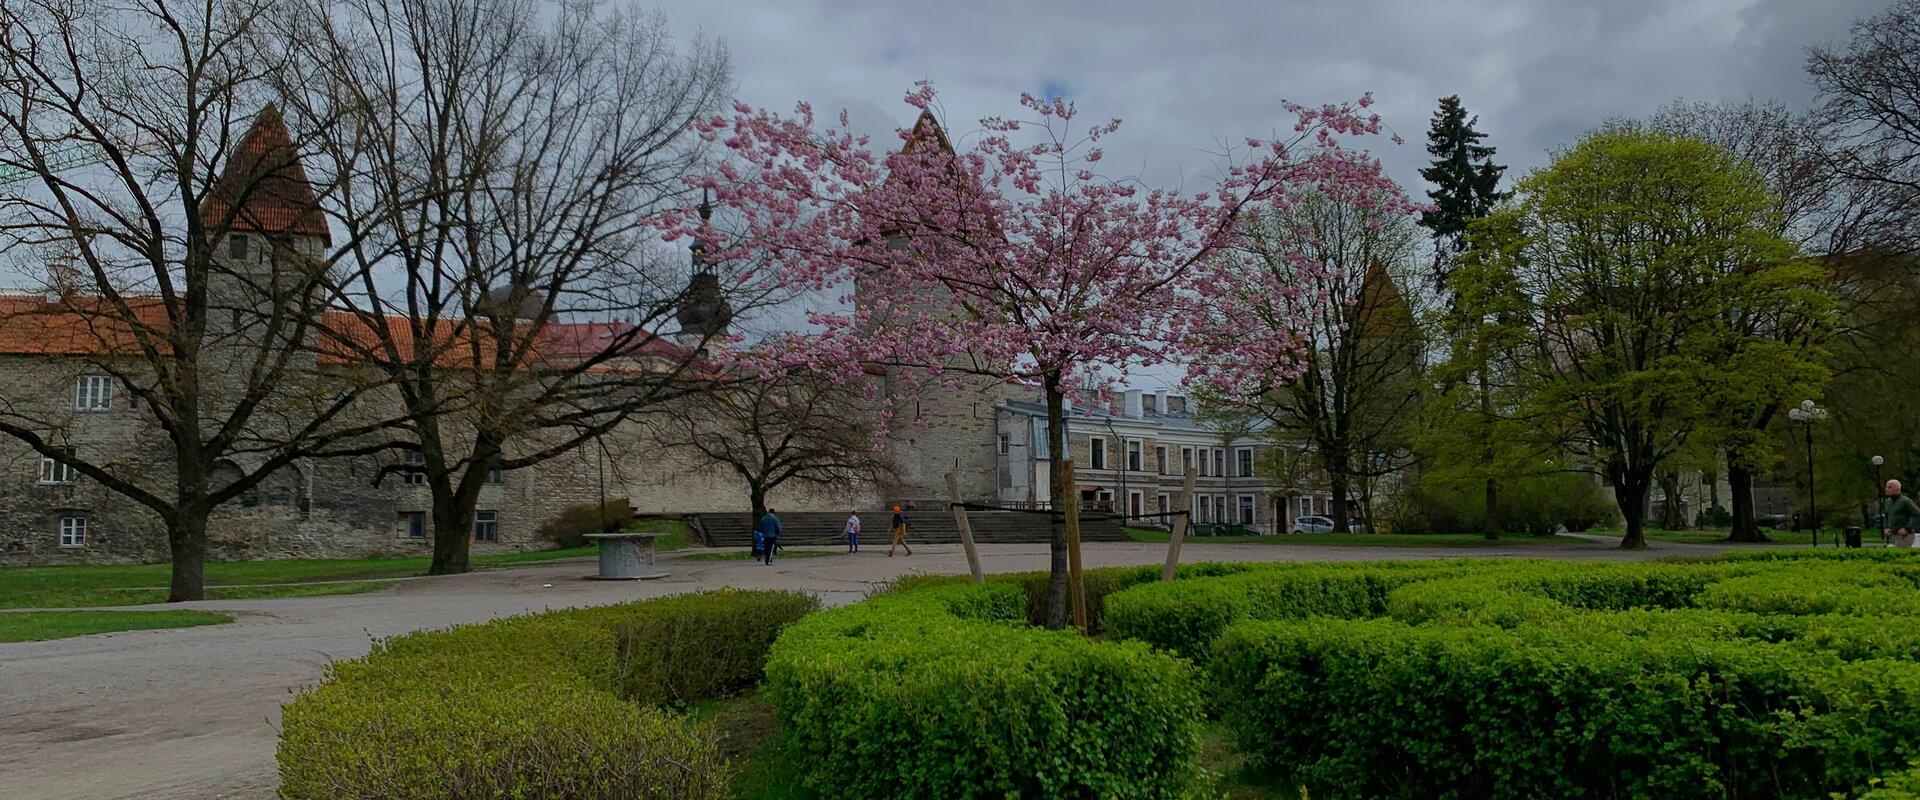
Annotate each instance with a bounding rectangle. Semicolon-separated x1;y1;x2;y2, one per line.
688;510;1129;547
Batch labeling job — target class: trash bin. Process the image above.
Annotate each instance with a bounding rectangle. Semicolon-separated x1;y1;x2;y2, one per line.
1845;526;1863;548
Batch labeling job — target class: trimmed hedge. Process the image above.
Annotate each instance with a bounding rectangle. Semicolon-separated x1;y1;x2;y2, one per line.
277;589;817;799
1101;552;1920;799
764;579;1203;799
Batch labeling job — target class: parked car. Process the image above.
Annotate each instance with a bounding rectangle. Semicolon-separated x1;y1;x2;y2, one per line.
1292;515;1350;534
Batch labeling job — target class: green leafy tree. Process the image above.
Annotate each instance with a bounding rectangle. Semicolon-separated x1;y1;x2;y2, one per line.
1644;103;1841;542
1456;129;1804;548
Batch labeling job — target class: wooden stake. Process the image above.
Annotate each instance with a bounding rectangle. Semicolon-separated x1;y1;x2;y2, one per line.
946;472;984;583
1162;467;1198;582
1062;458;1087;633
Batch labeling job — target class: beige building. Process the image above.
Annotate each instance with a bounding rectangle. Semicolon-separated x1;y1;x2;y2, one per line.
996;388;1350;534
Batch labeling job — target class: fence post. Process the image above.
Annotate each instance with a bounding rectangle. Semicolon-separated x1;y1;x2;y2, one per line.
1162;467;1198;582
946;472;985;583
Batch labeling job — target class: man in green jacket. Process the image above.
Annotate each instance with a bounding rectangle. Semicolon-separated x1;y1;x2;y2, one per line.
1885;480;1920;548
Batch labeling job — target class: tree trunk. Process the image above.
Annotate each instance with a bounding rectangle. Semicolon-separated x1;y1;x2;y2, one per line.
748;484;768;535
1043;380;1070;630
1478;365;1499;539
1725;463;1769;543
1483;477;1500;540
427;481;478;575
1328;467;1352;534
166;509;210;602
1615;469;1651;549
1657;471;1686;530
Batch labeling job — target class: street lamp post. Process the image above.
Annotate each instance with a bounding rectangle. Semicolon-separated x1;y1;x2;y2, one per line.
1873;455;1886;544
1787;400;1828;546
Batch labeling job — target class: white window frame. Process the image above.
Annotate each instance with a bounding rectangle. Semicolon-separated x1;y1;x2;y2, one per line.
73;375;113;412
1181;447;1194;475
58;515;87;548
1155;446;1167;475
39;447;77;485
1238;494;1256;525
998;433;1011;455
1090;437;1107;471
1214;495;1228;525
485;468;504;485
472;510;499;542
1127;490;1143;520
1125;438;1142;472
1237;447;1254;478
1214;450;1226;478
1197;447;1209;477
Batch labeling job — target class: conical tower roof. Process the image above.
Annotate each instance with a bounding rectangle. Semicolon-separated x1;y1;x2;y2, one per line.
198;104;331;246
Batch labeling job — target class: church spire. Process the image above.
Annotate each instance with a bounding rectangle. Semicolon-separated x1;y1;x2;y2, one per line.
675;191;730;346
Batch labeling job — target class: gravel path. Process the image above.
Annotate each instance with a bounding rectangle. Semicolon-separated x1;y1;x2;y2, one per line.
0;536;1746;799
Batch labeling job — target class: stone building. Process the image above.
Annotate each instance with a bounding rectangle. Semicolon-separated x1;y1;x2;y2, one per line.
995;388;1349;534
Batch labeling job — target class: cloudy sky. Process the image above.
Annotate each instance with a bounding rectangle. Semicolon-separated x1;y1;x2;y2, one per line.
656;0;1888;200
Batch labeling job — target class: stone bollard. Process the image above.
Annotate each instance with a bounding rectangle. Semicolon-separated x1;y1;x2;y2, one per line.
584;533;669;580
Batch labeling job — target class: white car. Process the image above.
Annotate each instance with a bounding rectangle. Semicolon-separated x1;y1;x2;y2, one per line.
1292;515;1348;534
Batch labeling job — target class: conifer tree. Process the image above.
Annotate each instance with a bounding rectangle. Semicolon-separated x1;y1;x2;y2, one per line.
1418;95;1505;290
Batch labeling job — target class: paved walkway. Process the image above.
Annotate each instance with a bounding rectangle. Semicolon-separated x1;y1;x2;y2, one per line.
0;537;1748;799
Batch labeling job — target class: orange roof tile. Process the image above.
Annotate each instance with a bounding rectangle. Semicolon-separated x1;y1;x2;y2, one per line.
0;294;172;356
198;104;332;245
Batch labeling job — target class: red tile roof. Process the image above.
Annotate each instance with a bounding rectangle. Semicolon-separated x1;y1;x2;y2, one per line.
0;294;172;356
198;104;332;245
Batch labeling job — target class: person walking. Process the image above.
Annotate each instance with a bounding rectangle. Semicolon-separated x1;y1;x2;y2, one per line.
1885;480;1920;549
757;507;782;565
843;511;861;554
887;504;912;557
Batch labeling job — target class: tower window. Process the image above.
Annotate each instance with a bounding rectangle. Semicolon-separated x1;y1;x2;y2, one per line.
40;446;77;484
73;375;114;411
59;515;88;548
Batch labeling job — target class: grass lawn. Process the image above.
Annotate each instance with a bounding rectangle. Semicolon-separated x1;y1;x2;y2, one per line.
0;545;595;609
1123;527;1587;548
1638;528;1825;546
0;609;234;643
690;692;809;800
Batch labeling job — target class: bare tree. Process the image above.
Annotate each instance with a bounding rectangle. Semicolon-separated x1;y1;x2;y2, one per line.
270;0;744;574
1809;0;1920;258
649;367;895;529
1209;189;1427;536
0;0;402;600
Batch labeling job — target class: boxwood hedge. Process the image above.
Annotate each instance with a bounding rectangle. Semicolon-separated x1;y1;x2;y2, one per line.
763;579;1203;799
1101;553;1920;800
277;589;816;799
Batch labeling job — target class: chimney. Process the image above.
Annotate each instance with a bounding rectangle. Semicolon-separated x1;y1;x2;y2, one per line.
1123;389;1143;418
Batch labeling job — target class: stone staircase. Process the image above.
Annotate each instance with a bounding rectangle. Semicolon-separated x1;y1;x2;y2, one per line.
687;509;1129;548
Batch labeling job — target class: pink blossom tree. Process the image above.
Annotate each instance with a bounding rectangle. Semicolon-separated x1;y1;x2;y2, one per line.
682;86;1397;628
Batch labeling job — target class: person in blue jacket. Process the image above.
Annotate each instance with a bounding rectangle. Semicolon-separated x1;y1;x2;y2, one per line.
757;507;782;565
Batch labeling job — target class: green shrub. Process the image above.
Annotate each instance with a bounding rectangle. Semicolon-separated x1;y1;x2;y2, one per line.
1100;552;1920;799
278;590;814;799
609;588;818;709
1104;561;1469;660
537;499;635;548
764;580;1203;799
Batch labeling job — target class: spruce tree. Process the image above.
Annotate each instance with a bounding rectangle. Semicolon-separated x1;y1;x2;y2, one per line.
1418;95;1505;290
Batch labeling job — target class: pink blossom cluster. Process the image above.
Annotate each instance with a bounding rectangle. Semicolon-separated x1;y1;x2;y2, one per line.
661;84;1405;418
